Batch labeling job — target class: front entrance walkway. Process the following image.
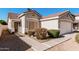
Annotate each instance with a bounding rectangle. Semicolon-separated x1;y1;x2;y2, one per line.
18;33;73;51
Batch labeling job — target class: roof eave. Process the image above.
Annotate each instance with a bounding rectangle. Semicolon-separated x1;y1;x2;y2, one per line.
40;16;59;21
18;13;25;18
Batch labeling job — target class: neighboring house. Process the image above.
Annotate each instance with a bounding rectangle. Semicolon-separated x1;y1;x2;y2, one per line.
74;14;79;31
7;9;79;35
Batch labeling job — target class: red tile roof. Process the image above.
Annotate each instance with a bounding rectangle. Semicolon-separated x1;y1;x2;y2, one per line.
42;10;69;19
8;13;19;19
24;9;42;18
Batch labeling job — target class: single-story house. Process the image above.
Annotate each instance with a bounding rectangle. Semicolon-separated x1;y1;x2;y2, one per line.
8;9;42;34
7;9;79;35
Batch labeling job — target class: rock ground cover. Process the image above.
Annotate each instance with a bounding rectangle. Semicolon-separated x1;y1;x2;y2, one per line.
0;25;31;51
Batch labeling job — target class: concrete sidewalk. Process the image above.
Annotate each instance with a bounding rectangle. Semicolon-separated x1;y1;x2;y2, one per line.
47;33;77;51
43;34;72;50
18;33;73;51
19;35;50;51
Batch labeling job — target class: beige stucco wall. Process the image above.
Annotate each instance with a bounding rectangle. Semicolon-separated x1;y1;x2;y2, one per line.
26;12;41;19
19;16;25;34
8;19;12;30
41;14;73;35
18;11;41;34
8;19;15;32
59;12;74;35
41;19;59;30
25;12;40;32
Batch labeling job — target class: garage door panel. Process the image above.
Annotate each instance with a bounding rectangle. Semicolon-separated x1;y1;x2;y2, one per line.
60;21;72;35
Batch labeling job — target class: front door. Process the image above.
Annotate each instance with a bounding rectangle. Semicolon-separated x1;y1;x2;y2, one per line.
14;22;18;32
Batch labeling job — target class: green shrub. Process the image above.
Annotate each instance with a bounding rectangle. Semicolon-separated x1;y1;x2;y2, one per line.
0;20;7;25
75;34;79;43
48;29;60;38
35;28;48;39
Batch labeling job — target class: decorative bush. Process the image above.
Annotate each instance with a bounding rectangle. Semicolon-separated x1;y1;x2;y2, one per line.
75;34;79;43
48;29;60;38
35;28;48;39
0;20;7;25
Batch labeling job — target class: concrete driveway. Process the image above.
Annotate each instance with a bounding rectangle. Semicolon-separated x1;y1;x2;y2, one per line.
47;33;79;51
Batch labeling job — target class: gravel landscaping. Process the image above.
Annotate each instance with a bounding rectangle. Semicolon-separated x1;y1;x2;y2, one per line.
0;25;31;51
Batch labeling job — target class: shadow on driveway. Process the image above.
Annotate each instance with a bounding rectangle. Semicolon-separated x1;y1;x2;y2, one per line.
0;30;31;51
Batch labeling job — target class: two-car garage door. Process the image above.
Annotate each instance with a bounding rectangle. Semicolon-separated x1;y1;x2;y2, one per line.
60;21;72;35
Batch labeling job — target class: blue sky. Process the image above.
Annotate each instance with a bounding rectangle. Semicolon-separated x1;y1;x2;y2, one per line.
1;8;79;21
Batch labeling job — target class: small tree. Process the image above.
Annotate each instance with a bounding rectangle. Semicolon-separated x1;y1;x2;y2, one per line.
0;20;7;25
